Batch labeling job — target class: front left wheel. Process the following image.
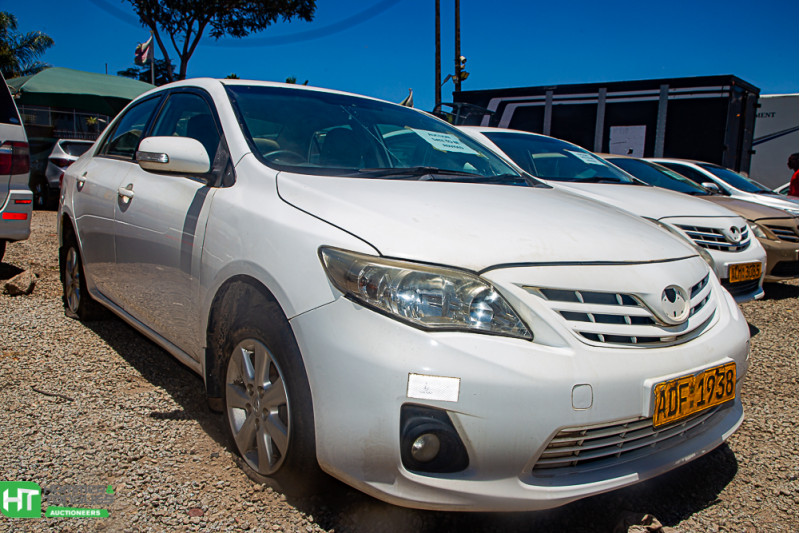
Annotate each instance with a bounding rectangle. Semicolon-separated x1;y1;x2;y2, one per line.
218;286;323;496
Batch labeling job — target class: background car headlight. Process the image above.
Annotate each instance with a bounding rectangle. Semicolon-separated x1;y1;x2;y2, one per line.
646;218;715;269
319;247;532;339
747;221;770;240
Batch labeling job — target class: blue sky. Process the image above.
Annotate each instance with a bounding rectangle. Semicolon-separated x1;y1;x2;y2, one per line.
10;0;800;111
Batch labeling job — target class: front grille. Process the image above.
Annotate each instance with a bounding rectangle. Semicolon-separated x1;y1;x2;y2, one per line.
721;278;760;297
770;261;799;277
677;224;750;252
527;273;715;347
532;406;723;473
765;225;799;243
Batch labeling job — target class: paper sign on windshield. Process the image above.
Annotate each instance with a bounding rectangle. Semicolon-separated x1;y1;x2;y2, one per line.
411;129;479;155
567;150;605;166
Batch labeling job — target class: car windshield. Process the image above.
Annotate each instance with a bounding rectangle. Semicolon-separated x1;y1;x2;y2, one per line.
608;158;711;195
697;163;774;194
482;131;637;184
60;141;93;157
225;85;528;185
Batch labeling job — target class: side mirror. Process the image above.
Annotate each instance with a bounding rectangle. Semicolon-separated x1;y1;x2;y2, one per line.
701;182;722;194
136;136;210;174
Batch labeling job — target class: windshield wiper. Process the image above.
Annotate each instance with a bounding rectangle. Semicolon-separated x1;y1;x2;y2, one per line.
574;176;627;183
357;166;482;178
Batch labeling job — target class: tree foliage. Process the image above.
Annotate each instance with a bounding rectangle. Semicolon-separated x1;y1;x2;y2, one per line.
117;58;175;86
0;12;54;78
124;0;317;82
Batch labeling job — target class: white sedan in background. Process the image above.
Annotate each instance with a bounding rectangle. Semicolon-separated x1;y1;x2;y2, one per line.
460;126;767;303
59;79;750;511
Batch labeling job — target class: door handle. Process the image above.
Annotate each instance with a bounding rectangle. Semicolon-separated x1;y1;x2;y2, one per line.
117;184;135;201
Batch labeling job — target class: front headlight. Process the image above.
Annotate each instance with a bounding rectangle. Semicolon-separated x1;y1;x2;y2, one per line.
646;218;715;269
748;221;769;239
319;247;532;340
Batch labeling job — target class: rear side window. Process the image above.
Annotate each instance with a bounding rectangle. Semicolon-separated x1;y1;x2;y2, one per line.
99;97;161;159
0;80;21;125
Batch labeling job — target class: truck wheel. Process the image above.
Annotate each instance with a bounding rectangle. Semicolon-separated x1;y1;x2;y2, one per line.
220;291;322;496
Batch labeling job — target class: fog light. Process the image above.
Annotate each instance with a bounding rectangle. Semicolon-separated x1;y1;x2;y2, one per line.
411;433;441;462
400;404;469;474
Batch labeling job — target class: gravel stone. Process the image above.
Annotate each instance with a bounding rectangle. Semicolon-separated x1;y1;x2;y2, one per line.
0;211;796;532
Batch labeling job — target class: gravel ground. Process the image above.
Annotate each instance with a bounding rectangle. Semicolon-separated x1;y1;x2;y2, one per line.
0;211;797;532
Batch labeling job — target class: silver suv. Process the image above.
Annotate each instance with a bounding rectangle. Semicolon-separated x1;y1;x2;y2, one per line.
0;72;32;261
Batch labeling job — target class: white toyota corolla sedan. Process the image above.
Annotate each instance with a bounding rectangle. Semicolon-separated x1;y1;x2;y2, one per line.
59;79;750;511
459;127;767;303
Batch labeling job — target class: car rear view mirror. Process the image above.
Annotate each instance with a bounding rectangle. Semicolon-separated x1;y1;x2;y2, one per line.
136;136;210;174
701;182;722;194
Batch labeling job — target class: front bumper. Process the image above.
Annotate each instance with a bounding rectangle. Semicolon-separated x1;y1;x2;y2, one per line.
760;238;798;282
289;274;750;511
0;188;33;241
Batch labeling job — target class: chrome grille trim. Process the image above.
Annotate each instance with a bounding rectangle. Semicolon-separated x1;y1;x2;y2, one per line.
532;406;723;472
677;224;750;252
526;273;714;347
765;225;799;243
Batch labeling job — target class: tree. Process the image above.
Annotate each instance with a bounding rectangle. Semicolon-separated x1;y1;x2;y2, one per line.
0;12;54;78
125;0;317;82
285;76;308;85
117;58;175;86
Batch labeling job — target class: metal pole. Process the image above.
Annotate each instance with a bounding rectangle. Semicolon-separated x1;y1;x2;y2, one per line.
435;0;441;110
454;0;461;93
150;31;155;85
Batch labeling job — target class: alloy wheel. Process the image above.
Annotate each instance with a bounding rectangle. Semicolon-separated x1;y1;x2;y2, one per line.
64;247;81;313
226;338;291;475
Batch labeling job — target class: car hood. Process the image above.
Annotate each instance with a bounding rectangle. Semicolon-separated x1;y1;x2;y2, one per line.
700;196;796;222
551;182;740;220
277;173;696;271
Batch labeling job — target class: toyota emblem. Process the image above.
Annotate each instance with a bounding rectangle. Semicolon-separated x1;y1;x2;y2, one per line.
722;226;742;244
659;285;690;324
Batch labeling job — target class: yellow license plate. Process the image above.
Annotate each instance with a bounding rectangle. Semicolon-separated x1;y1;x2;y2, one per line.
652;362;736;428
728;261;762;283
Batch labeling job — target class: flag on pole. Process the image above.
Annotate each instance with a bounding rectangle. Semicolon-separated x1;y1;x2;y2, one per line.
135;36;154;65
399;88;414;108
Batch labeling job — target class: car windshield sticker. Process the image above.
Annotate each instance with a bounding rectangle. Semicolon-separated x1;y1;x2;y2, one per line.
567;150;606;166
410;129;479;155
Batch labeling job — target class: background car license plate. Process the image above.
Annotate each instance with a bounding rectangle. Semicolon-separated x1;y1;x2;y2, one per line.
652;362;736;428
728;261;762;283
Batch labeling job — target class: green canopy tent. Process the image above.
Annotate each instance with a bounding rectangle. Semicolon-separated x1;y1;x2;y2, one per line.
5;68;154;205
7;67;154;117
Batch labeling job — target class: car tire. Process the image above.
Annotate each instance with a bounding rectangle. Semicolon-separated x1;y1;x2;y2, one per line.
31;175;50;210
220;289;323;496
60;234;107;321
0;239;5;262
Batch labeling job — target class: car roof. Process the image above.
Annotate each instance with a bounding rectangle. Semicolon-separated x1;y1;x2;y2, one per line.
138;77;393;106
459;126;549;139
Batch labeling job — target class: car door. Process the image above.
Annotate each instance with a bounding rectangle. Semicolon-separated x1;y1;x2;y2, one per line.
72;95;162;300
113;90;222;359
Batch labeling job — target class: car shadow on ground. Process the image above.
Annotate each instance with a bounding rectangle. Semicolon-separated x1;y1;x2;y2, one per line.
286;444;738;533
761;281;799;301
0;262;24;281
84;317;739;533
